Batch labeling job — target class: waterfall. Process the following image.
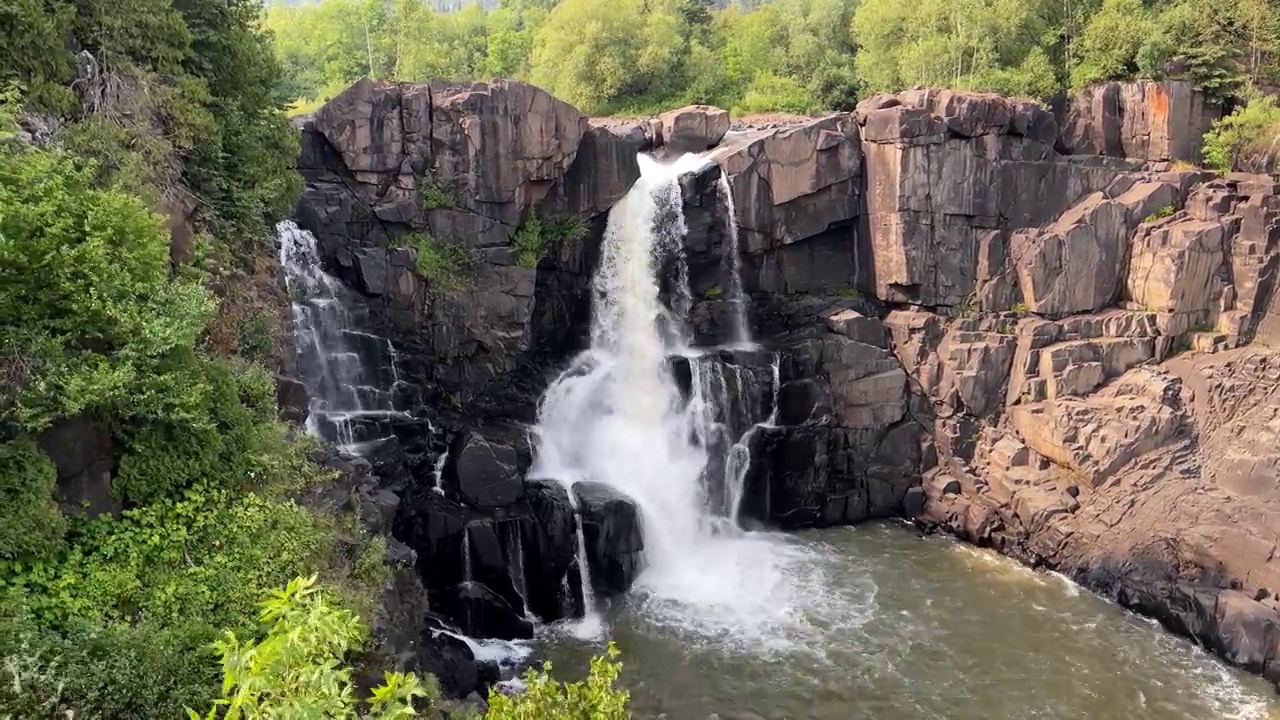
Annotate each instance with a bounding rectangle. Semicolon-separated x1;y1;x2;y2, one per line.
462;527;473;584
566;490;604;638
432;447;449;495
717;173;752;348
277;220;408;452
530;155;812;643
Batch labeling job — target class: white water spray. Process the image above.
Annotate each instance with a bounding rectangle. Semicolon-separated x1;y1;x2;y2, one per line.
277;220;408;452
530;156;838;647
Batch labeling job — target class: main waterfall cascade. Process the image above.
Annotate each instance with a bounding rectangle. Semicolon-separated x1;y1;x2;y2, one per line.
530;155;855;646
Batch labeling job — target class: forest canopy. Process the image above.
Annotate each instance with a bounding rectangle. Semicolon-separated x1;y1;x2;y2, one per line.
266;0;1280;116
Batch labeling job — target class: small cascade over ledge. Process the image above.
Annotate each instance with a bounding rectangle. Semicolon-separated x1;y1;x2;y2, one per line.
277;220;409;453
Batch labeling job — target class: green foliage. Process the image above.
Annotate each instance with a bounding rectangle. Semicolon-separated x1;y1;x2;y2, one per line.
0;0;75;112
0;484;332;630
1010;300;1029;316
193;575;437;720
410;233;474;291
1145;204;1178;222
703;285;724;299
264;0;1279;114
513;209;547;269
1203;93;1280;171
0;141;215;432
487;642;630;720
0;613;220;719
420;171;455;210
0;440;64;561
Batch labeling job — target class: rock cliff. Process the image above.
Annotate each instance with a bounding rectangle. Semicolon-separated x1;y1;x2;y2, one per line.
289;77;1280;691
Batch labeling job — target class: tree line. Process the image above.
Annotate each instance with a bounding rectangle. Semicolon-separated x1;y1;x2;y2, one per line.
268;0;1280;117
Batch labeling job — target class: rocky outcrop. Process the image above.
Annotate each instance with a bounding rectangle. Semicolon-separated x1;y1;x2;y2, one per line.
1056;80;1221;163
292;75;1280;690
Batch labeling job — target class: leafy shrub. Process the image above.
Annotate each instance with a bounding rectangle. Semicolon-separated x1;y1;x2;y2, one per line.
487;642;630;720
420;172;455;210
1203;94;1280;172
1145;204;1178;222
112;357;288;503
513;209;547;269
193;575;436;720
1010;301;1029;316
0;141;215;432
1;483;335;631
410;233;474;291
0;613;220;720
0;440;64;561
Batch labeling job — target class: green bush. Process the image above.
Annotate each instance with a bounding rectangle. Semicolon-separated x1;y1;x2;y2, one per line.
487;642;630;720
513;209;547;269
0;141;215;432
193;575;436;720
1203;94;1280;172
410;233;474;291
420;172;455;210
0;613;220;720
0;440;65;561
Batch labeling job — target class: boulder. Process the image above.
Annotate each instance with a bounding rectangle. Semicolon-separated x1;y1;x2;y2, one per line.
444;431;524;508
522;479;583;620
274;374;309;425
418;617;485;698
658;105;730;153
572;482;644;597
439;581;534;641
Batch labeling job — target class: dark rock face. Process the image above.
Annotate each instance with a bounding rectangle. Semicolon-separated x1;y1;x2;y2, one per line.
1055;80;1220;163
444;431;524;508
37;415;119;520
439;581;534;641
572;482;644;597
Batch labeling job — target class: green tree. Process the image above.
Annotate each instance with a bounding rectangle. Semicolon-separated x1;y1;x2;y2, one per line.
528;0;688;114
853;0;1062;99
0;142;214;432
193;575;435;720
1202;92;1280;171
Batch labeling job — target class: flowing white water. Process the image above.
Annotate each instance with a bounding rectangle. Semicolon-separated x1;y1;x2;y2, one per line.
530;155;858;650
277;220;408;451
716;173;752;348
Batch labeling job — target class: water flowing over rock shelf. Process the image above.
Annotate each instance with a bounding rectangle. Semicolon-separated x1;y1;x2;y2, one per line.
280;75;1280;704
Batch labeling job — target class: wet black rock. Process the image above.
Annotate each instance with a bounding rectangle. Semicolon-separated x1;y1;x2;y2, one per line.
523;478;584;620
439;581;534;641
573;481;644;597
444;431;525;508
417;616;485;698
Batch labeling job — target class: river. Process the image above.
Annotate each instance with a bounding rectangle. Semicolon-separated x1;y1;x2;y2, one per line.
540;523;1279;720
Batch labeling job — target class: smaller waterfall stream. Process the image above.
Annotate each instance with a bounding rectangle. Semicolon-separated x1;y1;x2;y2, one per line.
277;220;408;452
716;174;752;348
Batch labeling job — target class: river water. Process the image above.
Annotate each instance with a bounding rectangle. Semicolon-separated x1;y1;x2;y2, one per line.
540;524;1280;720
